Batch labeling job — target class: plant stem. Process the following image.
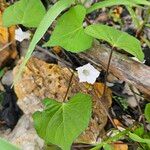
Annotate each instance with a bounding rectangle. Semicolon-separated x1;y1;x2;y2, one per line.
102;46;114;98
63;72;74;102
99;46;117;128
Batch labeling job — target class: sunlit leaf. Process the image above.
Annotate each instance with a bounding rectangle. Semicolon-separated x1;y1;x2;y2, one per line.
3;0;46;27
45;5;93;52
85;24;144;61
33;93;92;150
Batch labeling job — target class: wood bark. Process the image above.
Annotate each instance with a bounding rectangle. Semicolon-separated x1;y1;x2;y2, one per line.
79;43;150;95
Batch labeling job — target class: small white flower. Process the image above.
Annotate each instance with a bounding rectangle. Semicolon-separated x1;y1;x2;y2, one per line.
76;63;100;84
15;28;31;42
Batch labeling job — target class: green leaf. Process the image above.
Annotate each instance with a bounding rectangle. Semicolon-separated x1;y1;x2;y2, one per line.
91;130;128;150
145;24;150;28
85;24;144;61
129;132;150;145
134;126;144;137
0;69;4;78
33;93;92;150
0;137;20;150
103;144;113;150
145;103;150;123
87;0;150;14
45;5;93;52
2;0;46;27
13;0;74;85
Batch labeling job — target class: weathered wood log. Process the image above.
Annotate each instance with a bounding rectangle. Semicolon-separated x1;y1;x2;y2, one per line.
79;43;150;95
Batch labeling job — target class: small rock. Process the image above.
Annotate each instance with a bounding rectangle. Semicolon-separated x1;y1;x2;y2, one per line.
122;115;135;126
2;70;13;86
123;84;142;108
6;115;44;150
19;40;30;57
0;82;4;91
146;124;150;131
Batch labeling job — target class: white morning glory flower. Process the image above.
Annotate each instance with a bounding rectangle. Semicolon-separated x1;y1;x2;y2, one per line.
15;28;31;42
76;63;100;84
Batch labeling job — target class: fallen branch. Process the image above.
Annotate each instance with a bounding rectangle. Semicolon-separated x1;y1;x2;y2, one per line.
79;43;150;96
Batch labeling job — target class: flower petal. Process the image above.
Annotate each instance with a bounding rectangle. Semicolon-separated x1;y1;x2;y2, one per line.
76;63;100;84
15;28;31;42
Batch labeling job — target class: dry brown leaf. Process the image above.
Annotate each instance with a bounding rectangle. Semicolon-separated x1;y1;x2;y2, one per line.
112;142;128;150
0;4;17;67
52;46;62;54
112;7;123;19
0;11;8;44
94;82;112;108
113;119;123;127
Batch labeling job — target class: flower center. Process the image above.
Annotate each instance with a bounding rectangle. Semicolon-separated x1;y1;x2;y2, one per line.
82;69;90;76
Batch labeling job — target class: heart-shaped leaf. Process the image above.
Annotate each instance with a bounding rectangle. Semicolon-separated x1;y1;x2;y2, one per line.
45;5;93;52
33;93;92;150
2;0;46;27
85;24;144;61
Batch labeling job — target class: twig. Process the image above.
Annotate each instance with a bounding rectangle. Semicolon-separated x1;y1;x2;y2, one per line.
0;42;12;51
73;144;94;148
85;17;92;25
35;45;72;67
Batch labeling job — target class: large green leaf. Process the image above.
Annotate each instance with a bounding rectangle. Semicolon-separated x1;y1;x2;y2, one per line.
87;0;150;14
45;5;93;52
13;0;74;85
33;93;92;150
145;103;150;123
2;0;46;27
0;137;20;150
85;24;144;61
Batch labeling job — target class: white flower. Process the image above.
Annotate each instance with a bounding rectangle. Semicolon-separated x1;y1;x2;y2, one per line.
15;28;31;42
76;63;100;84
